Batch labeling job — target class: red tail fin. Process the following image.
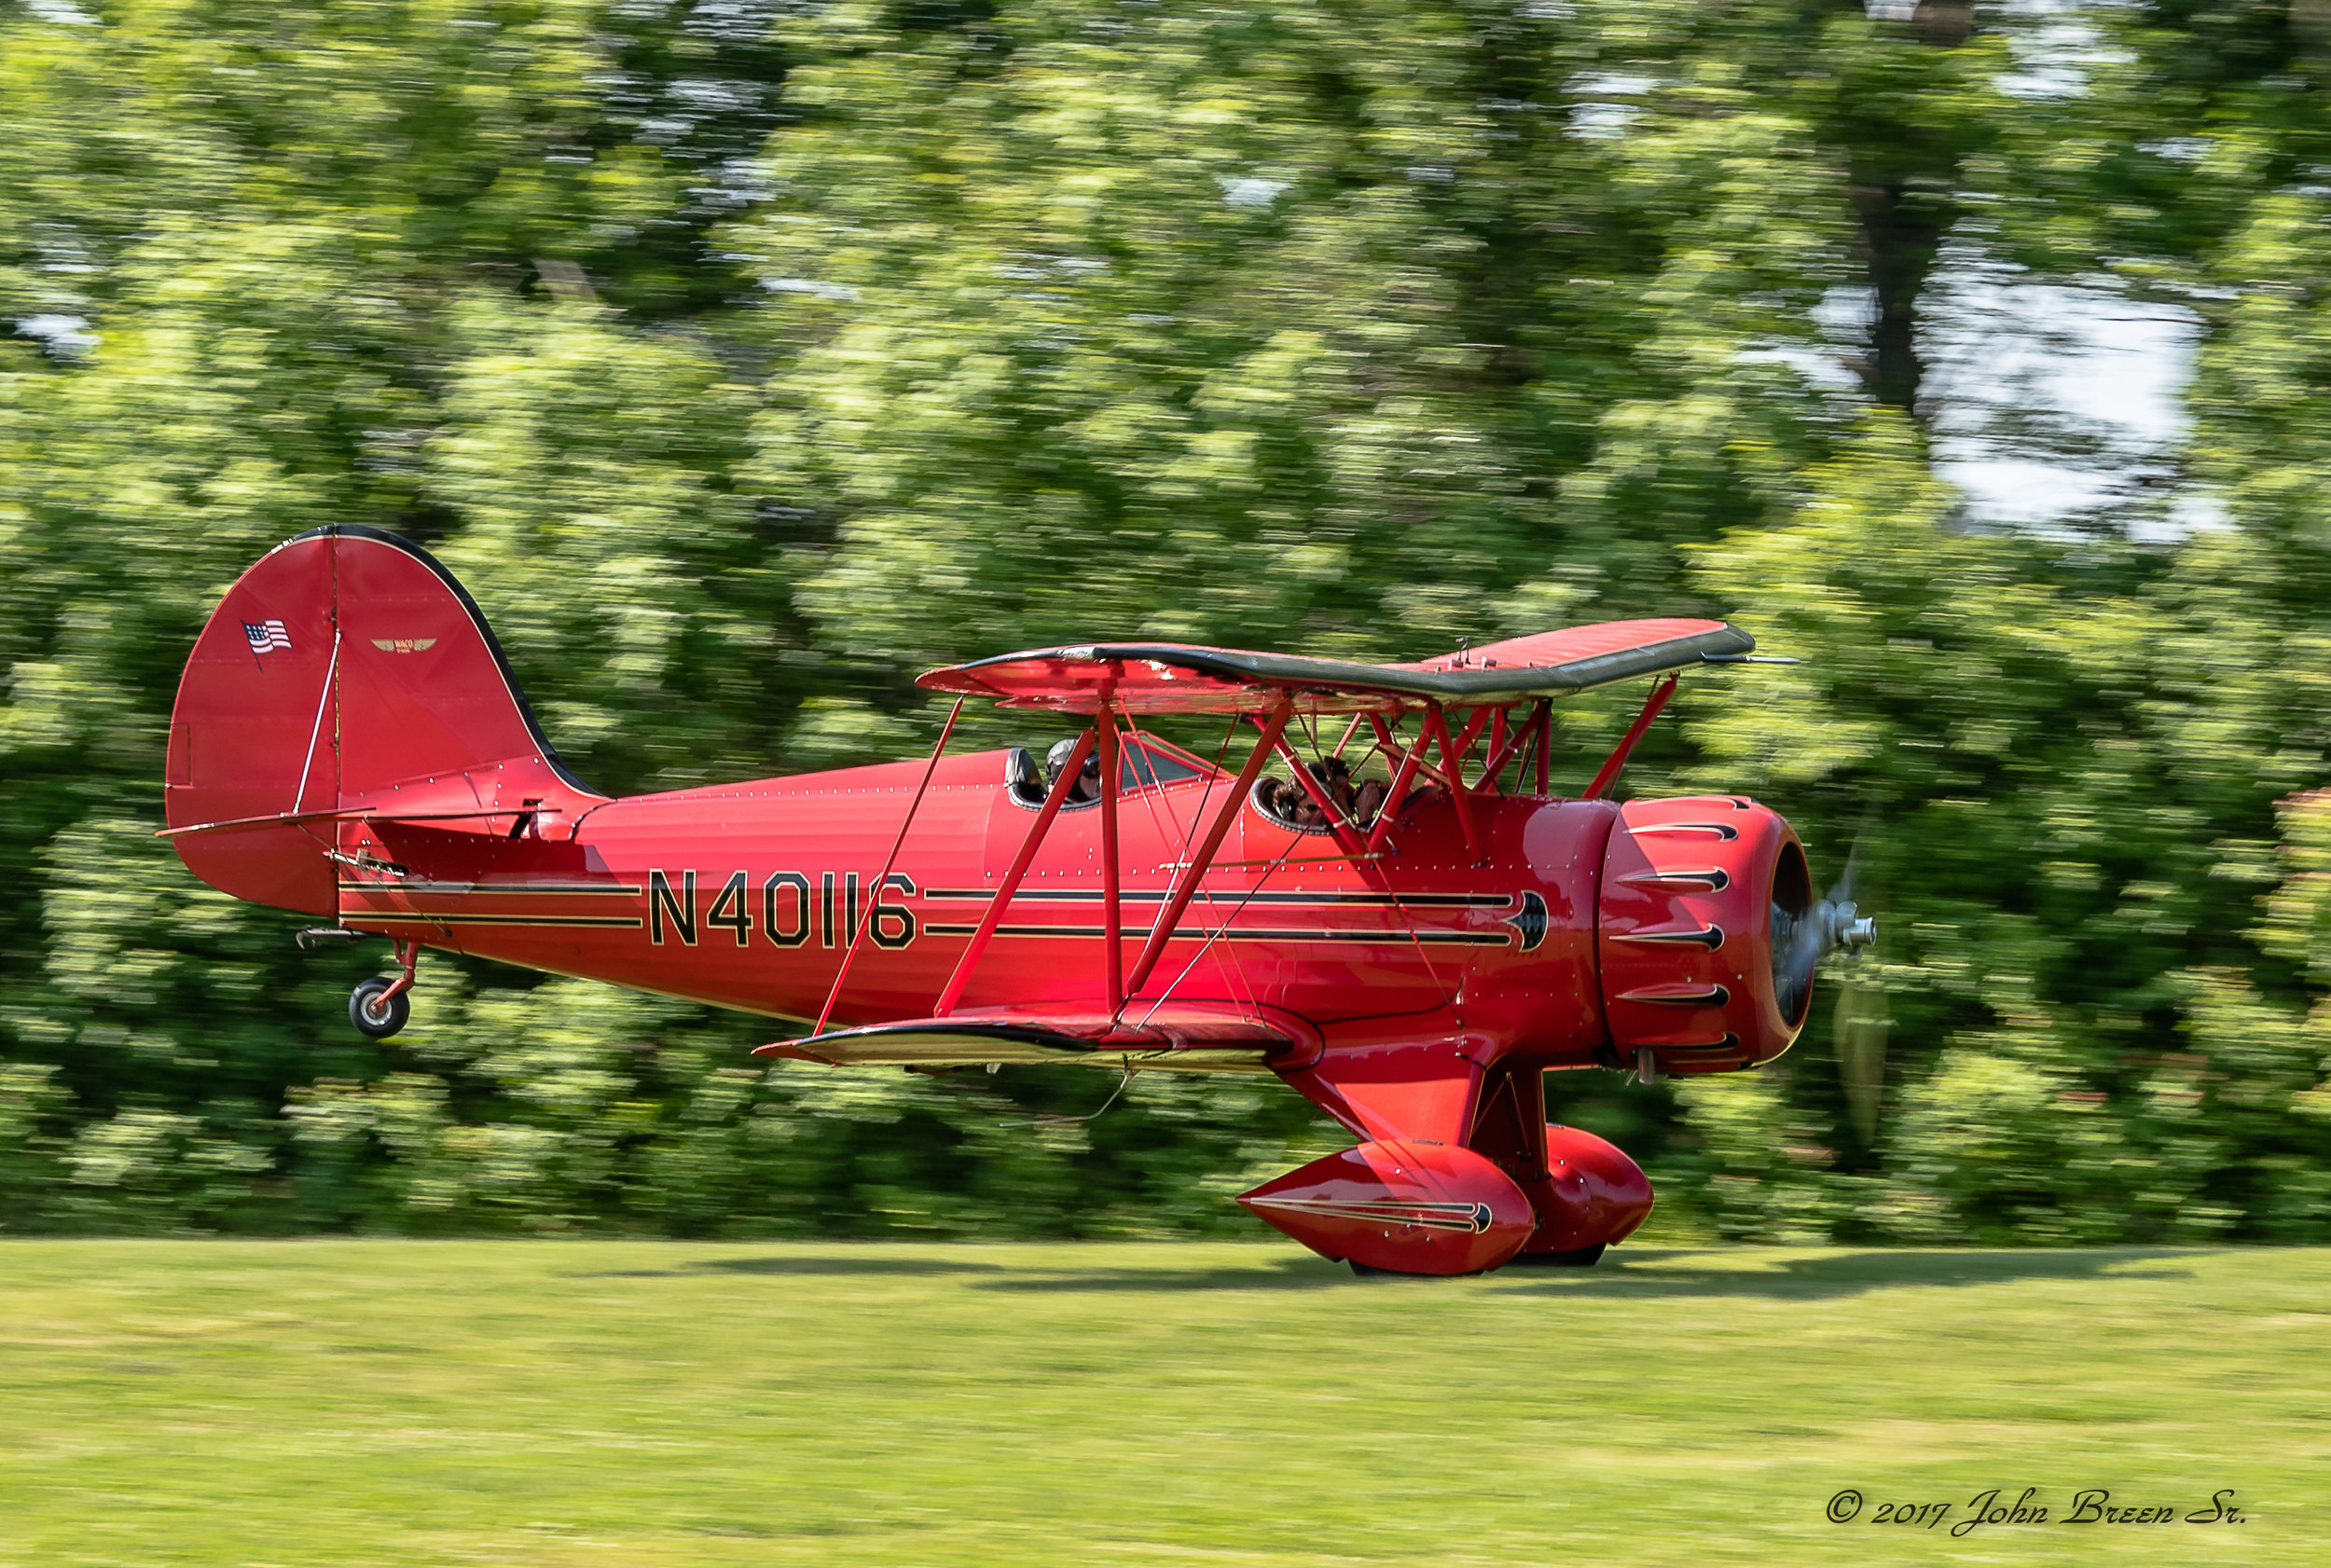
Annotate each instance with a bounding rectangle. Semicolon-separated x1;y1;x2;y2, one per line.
164;526;601;915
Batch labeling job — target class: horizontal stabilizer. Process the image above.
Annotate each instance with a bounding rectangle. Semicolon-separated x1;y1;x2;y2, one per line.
156;805;561;840
754;1001;1313;1070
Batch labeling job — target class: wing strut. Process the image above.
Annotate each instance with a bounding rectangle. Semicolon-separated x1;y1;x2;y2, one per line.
813;695;967;1037
1364;715;1433;854
934;726;1097;1017
1474;698;1550;796
1583;675;1677;800
1124;696;1293;997
1425;704;1483;864
1447;704;1497;781
1097;694;1124;1014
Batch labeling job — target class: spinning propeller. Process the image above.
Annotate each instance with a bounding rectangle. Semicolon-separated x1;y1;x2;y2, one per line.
1770;829;1887;1145
1771;837;1878;1028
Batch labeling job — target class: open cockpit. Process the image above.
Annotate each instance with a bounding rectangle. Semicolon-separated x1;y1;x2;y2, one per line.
1249;756;1392;834
1003;733;1210;809
1002;729;1399;835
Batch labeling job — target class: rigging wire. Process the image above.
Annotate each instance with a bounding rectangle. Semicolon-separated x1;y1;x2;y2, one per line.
1135;829;1302;1028
1000;1066;1138;1128
1107;708;1268;1023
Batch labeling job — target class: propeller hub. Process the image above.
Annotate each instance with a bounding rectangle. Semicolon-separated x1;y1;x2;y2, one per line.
1828;901;1878;954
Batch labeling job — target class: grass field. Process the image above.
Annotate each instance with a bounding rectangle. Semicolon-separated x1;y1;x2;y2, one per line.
0;1241;2322;1566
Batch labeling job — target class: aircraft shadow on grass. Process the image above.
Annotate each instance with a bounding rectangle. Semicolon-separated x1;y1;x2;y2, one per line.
563;1256;1012;1280
976;1256;1358;1293
561;1246;2203;1295
968;1246;2202;1299
1486;1246;2199;1302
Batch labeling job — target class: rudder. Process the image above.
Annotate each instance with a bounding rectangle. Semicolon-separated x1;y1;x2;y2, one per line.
164;526;600;915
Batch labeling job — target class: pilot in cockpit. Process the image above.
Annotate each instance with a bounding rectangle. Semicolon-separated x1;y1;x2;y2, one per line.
1255;754;1391;831
1045;736;1104;804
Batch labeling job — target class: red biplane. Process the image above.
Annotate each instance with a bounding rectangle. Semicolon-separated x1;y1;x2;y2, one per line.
162;527;1872;1275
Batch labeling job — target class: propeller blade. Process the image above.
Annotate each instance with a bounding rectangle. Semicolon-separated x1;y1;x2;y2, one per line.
1826;806;1875;905
1777;818;1880;1024
1835;967;1887;1148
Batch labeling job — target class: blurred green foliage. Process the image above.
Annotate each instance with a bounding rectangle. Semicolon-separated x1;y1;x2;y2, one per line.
6;0;2331;1241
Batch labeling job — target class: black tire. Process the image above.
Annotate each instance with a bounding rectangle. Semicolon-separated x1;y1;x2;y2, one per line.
1504;1244;1606;1268
349;977;411;1038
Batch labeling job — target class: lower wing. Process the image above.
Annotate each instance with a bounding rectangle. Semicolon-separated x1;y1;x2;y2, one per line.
753;1001;1316;1070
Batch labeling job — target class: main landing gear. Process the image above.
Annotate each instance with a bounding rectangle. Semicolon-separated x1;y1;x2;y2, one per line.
348;939;421;1039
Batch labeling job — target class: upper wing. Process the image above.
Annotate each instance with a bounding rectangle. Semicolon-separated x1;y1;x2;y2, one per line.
754;1001;1316;1069
916;618;1753;716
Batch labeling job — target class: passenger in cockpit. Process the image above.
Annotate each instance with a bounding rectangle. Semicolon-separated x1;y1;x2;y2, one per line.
1046;736;1103;804
1312;757;1359;819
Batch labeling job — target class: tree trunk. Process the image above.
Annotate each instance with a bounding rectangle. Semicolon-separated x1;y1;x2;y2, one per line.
1855;180;1947;417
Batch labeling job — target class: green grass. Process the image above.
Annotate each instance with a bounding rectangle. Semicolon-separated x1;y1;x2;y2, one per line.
0;1242;2323;1566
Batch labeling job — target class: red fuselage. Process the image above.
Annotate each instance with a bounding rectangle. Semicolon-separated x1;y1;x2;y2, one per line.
342;751;1613;1056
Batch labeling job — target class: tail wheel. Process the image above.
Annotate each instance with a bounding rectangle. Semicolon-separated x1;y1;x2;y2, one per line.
349;977;411;1039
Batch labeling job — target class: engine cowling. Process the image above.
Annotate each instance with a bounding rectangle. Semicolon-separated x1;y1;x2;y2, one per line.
1596;794;1812;1076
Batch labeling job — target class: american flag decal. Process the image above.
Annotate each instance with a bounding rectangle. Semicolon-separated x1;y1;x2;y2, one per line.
242;619;291;653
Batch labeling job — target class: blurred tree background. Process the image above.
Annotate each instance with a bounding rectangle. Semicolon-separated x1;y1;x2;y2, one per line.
7;0;2331;1242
